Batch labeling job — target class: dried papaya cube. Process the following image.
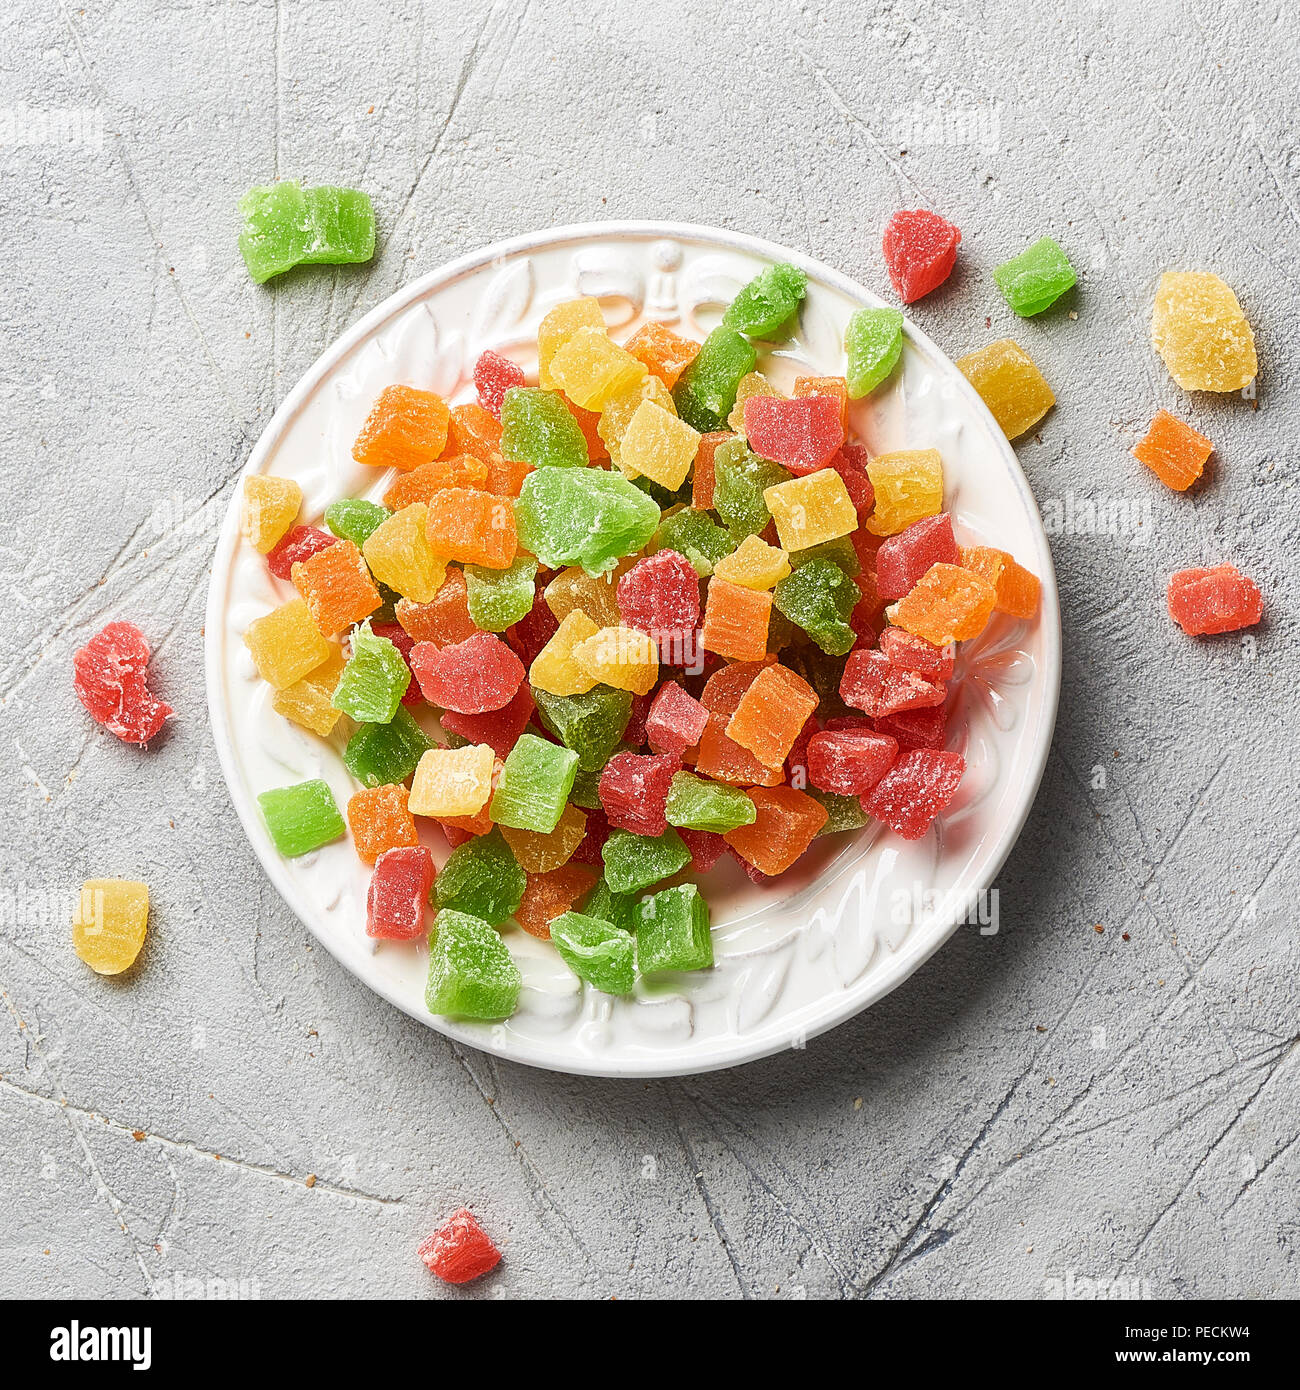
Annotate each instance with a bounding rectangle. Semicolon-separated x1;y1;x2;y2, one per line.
876;514;960;599
956;340;1054;441
443;401;504;462
959;546;1041;620
382;456;488;510
551;910;636;993
598;751;679;836
723;261;808;338
325;497;390;549
863;748;965;839
291;538;382;636
352;384;450;470
617;400;700;491
792;375;849;430
426;907;521;1017
332;620;412;723
490;732;579;833
616;550;701;648
1151;271;1257;392
244;597;333;689
1167;563;1263;635
645;680;709;758
367;845;434;939
890;563;997;645
418;1208;502;1284
408;744;496;818
691;430;735;510
347;783;419;865
72;879;149;975
1132;410;1213;492
548;327;646;410
513;862;598;940
694;711;783;788
537;297;605;389
425;487;517;569
727;371;780;433
271;645;347;735
396;569;480;646
724;786;827;875
773;557;859;655
865;449;944;536
514;467;660;576
882;209;961;303
500;802;588;873
343;706;434;788
635;883;713;974
572;625;659;696
744;395;844;476
702;578;772;662
712;533;791;590
361;503;446;602
701;656;774;715
474;349;525;418
237;181;375;282
465;556;538;633
726;663;819;769
434;830;525;924
241;475;302;553
764;469;857;551
872;704;947;751
482;452;533;498
530;610;600;696
624;320;700;388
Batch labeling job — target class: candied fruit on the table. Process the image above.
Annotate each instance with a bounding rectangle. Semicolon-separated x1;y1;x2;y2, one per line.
865;449;944;536
500;802;587;874
257;779;346;858
396;568;480;646
702;578;772;662
367;845;434;940
672;325;758;431
1133;409;1213;492
475;349;525;419
645;681;709;759
425;487;517;569
712;533;791;590
845;307;904;398
806;729;899;796
538;297;605;389
957;339;1055;440
500;386;589;470
879;625;955;681
602;826;692;895
332;620;411;723
434;830;525;925
841;647;946;717
890;563;997;645
625;321;701;389
465;556;538;633
726;663;819;770
490;732;579;833
425;908;522;1019
882;209;962;303
598;751;679;836
530;609;601;696
1151;270;1257;392
723;261;808;338
244;598;332;690
635;882;713;975
325;497;390;549
343;706;434;787
863;748;965;840
665;770;756;834
408;744;496;819
959;545;1041;620
743;394;844;476
1166;563;1263;635
533;686;633;772
241;475;302;554
875;513;961;599
72;879;150;975
352;384;450;471
74;621;173;745
515;467;660;577
773;557;858;656
724;786;827;876
418;1208;502;1284
617;549;701;648
237;181;374;282
292;538;382;636
514;862;597;939
618;400;700;491
993;236;1076;316
764;469;857;552
272;645;347;735
410;631;524;714
383;456;488;510
267;524;336;580
549;327;646;410
361;503;446;603
550;910;636;995
573;623;660;695
348;783;419;865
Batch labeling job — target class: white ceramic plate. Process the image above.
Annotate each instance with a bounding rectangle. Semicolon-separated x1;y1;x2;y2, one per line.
205;221;1061;1078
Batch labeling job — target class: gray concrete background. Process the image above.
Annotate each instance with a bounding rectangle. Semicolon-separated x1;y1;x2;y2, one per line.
0;0;1296;1301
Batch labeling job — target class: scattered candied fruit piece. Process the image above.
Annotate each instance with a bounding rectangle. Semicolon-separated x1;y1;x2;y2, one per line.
74;621;173;744
1132;409;1213;492
1151;270;1257;392
1166;564;1263;635
72;879;150;975
882;209;962;303
959;546;1041;620
956;339;1054;440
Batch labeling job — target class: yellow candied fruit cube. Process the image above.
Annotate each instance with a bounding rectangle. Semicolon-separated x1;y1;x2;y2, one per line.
572;625;659;696
244;597;332;690
73;879;149;975
548;327;647;411
712;533;791;590
530;610;600;696
598;375;675;469
956;340;1054;441
241;475;302;553
361;503;447;603
408;744;496;819
544;562;630;629
727;371;780;433
500;803;588;873
271;646;347;736
1150;270;1257;393
764;470;857;552
538;297;605;389
617;400;700;490
865;449;945;536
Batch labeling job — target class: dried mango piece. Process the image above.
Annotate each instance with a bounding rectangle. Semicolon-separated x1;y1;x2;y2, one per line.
271;645;347;735
244;597;332;689
548;327;646;410
363;503;447;602
957;339;1055;440
1151;271;1257;392
409;744;496;819
865;449;944;536
530;610;600;696
241;475;302;554
73;879;149;975
537;297;605;389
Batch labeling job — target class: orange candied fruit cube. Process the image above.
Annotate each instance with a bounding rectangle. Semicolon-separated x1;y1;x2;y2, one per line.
726;664;819;770
481;452;533;499
352;384;450;472
623;321;701;389
1132;409;1213;493
441;402;503;463
724;786;828;875
694;711;784;788
383;455;488;510
891;562;997;644
291;538;382;637
702;579;772;662
959;546;1041;621
425;487;517;569
692;431;735;511
347;784;419;866
793;375;849;431
395;569;480;646
564;398;609;462
514;862;598;940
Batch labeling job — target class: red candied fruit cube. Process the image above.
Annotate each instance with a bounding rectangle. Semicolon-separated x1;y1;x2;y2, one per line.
409;632;525;714
366;845;434;940
372;620;424;706
879;625;955;681
743;395;845;475
506;599;560;667
841;648;946;718
882;209;962;304
266;524;337;581
862;748;965;839
872;705;948;751
1166;564;1263;636
439;682;535;759
625;691;653;747
418;1208;501;1284
569;805;611;867
829;444;875;513
645;680;709;758
807;730;899;795
617;550;701;650
679;827;727;873
598;751;679;836
474;350;526;420
73;621;172;745
784;714;820;788
875;514;961;600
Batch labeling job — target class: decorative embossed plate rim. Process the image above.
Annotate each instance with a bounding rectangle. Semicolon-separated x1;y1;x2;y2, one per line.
205;221;1061;1078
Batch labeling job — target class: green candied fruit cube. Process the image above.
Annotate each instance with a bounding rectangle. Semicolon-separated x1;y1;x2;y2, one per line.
635;882;713;974
257;779;345;858
435;829;525;925
789;535;861;578
425;909;522;1020
465;557;538;633
515;467;660;577
665;771;756;834
993;236;1076;317
713;438;789;539
325;497;391;549
809;789;870;834
500;387;589;469
533;686;633;772
723;262;808;339
237;181;375;284
490;732;579;832
672;326;758;431
568;768;603;810
774;557;858;656
583;878;639;934
601;827;691;895
653;507;735;577
342;706;433;787
845;307;904;398
331;620;410;723
550;911;636;996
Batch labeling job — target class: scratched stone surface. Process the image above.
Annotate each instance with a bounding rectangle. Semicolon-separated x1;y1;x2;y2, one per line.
0;0;1296;1301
